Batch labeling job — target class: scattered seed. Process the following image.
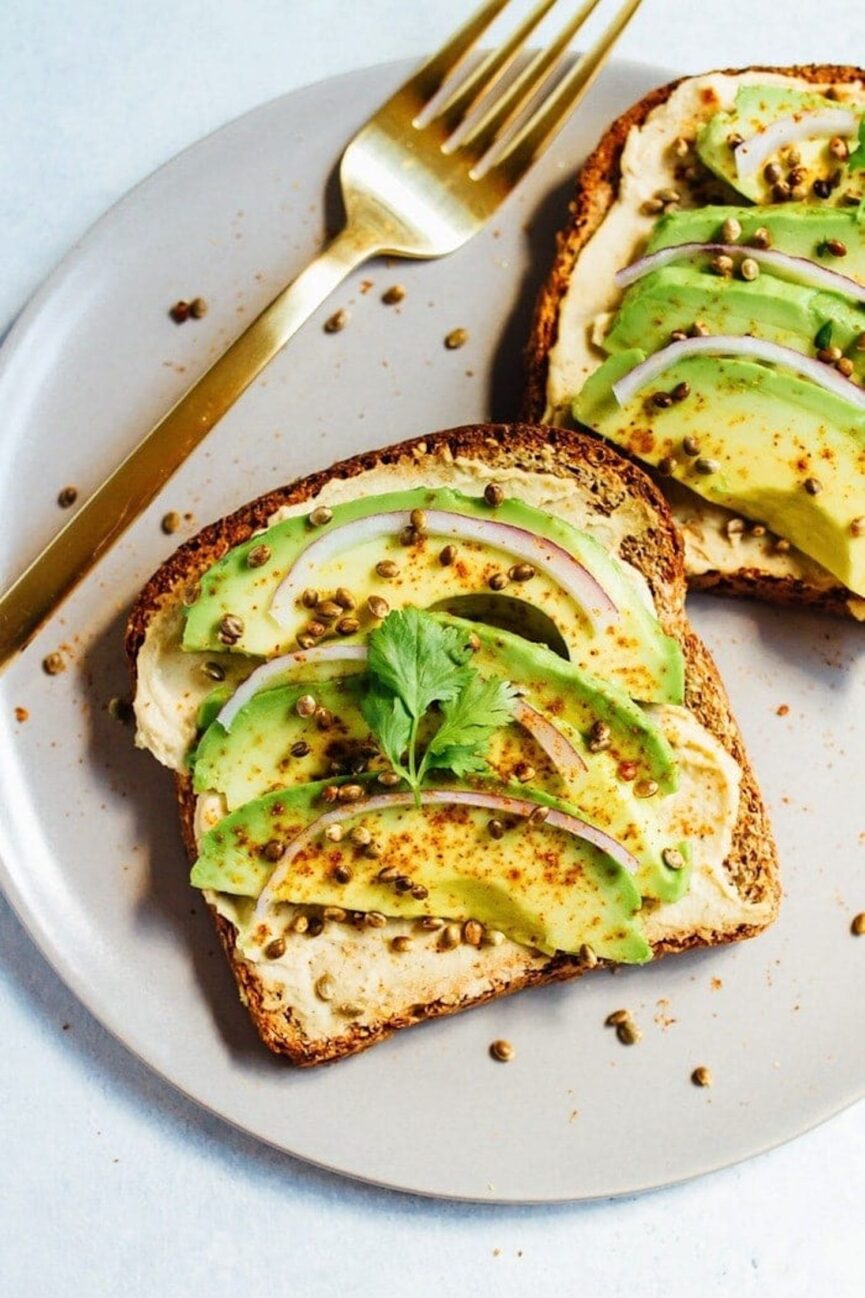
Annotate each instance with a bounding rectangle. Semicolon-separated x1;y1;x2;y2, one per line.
514;762;535;783
488;571;509;591
338;784;364;803
682;435;701;456
409;508;427;534
291;914;309;934
309;505;333;527
657;455;678;476
652;391;674;408
641;198;665;215
689;320;709;337
333;863;353;884
262;839;285;862
377;770;401;787
662;847;686;871
803;477;823;496
750;522;767;537
296;694;317;717
829;135;849;161
579;943;598;968
813;177;833;199
772;181;791;202
529;805;549;826
463;919;484;947
656;187;679;204
634;779;659;798
605;1008;631;1027
763;161;783;184
750;226;772;249
721;217;742;243
485;929;506;947
315;973;336;1001
849;911;865;935
775;537;792;553
484;482;505;507
303;621;326;639
42;652;65;676
301;588;319;609
324;309;348;333
587;720;611;752
439;543;456;566
467;632;481;651
849;517;865;537
315;706;334;730
419;916;444;931
324;824;344;842
616;1019;641;1046
489;1039;515;1063
316;600;342;622
740;257;760;282
391;935;413;953
366;595;389;620
488;818;505;840
439;923;461;950
725;517;746;537
186;296;207;319
246;543;271;570
335;588;356;611
365;910;387;928
411;883;429;900
818;345;843;363
727;132;744;150
336;615;360;635
671;381;690;402
691;1065;713;1087
382;284;406;305
445;327;468;349
394;875;413;893
265;937;286;960
670;329;689;343
837;357;855;377
107;696;133;723
307;916;324;937
217;613;244;645
375;559;399;579
323;905;347;923
711;253;734;277
169;300;190;323
509;562;535;582
202;660;226;681
400;525;419;547
364;841;382;860
823;238;848;258
57;485;78;508
377;864;399;882
694;457;720;475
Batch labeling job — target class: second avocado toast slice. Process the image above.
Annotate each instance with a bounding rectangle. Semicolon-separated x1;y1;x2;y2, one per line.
126;423;779;1064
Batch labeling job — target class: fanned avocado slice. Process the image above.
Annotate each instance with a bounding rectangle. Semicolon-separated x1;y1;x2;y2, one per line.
574;349;865;595
696;85;861;203
191;779;651;963
181;486;684;705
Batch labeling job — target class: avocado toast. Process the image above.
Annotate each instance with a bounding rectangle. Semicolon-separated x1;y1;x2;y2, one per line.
127;423;779;1064
524;65;865;619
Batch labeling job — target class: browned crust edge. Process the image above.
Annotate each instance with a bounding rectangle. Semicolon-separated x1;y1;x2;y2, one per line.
128;422;780;1066
521;63;865;620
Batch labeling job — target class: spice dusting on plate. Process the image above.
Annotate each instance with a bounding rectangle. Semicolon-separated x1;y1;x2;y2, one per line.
14;707;28;723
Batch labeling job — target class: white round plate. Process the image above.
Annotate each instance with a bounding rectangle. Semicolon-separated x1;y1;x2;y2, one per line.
1;57;863;1203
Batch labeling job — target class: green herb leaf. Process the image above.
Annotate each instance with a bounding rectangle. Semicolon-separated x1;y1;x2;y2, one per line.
815;320;834;350
361;682;411;783
848;117;865;171
365;607;473;718
422;674;519;779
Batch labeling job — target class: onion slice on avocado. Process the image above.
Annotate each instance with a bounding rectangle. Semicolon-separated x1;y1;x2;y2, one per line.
611;335;865;410
269;510;619;632
215;645;367;732
615;242;865;304
252;789;640;930
511;699;586;778
733;108;859;180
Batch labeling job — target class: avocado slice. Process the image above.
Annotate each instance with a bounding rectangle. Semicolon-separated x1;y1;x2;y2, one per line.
646;205;865;280
574;349;865;595
181;487;683;705
191;779;651;963
604;265;865;375
696;85;861;203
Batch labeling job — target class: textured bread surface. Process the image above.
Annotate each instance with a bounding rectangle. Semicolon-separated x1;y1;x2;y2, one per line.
522;64;865;619
127;423;779;1065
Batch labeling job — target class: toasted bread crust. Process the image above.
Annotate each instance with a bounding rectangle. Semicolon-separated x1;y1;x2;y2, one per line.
128;423;779;1065
522;64;865;619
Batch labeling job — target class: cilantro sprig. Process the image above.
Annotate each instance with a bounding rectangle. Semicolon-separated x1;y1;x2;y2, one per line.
848;117;865;171
361;609;518;802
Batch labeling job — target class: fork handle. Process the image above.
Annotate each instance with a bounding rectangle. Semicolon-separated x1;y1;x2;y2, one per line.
0;223;383;669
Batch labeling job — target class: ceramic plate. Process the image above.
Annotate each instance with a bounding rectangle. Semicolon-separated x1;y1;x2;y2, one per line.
1;57;863;1203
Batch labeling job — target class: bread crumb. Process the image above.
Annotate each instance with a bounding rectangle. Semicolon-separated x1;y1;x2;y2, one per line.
776;703;790;716
14;707;28;723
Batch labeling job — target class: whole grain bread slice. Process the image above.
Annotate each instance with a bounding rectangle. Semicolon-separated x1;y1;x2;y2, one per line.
522;64;865;621
127;423;779;1065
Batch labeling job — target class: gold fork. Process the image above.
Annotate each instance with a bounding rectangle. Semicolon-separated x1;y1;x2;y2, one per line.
0;0;643;668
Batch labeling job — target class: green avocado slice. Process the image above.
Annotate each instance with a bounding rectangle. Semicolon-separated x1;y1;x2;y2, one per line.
191;779;651;963
604;265;865;375
181;486;684;705
696;85;861;203
574;349;865;595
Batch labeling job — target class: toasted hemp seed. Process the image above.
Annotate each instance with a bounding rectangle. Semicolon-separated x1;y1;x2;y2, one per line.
337;783;363;803
509;562;535;582
325;824;344;843
301;588;319;608
463;919;484;947
803;477;823;496
382;284;406;305
851;912;865;935
682;435;701;456
411;883;429;900
348;823;371;845
291;740;311;758
391;935;413;953
751;226;772;249
375;559;399;579
445;327;468;349
514;762;535;783
641;198;665;215
488;818;505;840
662;847;686;871
264;937;286;960
673;135;691;157
829;135;849;160
488;571;509;591
202;660;226;681
818;345;843;363
711;253;734;277
315;974;336;1001
740;257;760;281
316;600;342;622
365;911;387;928
367;595;389;620
57;485;78;508
720;217;742;243
837;357;855;377
159;510;181;534
394;875;413;893
587;720;611;752
291;914;309;934
775;538;792;553
418;916;444;931
296;694;317;717
691;1065;713;1087
605;1008;631;1027
334;587;355;610
409;508;427;534
489;1039;515;1063
485;929;505;947
634;779;659;799
324;309;348;333
247;543;271;568
333;863;353;885
849;517;865;537
652;391;673;408
377;770;401;786
323;906;347;923
763;161;783;183
337;616;360;635
307;916;324;937
694;457;720;475
309;505;333;527
438;923;461;950
616;1019;641;1046
217;613;244;645
262;840;285;862
579;943;598;968
484;482;505;507
672;381;690;402
725;517;746;537
439;544;456;566
658;456;678;476
855;332;865;352
315;706;334;729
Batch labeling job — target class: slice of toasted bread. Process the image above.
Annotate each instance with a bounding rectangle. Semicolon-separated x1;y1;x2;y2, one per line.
126;423;779;1065
522;64;865;622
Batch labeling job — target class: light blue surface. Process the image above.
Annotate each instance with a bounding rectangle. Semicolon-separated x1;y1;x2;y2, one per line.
1;1;863;1292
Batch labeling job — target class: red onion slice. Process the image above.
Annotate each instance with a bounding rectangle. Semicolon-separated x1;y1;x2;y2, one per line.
615;241;865;302
253;787;639;928
269;509;619;632
734;108;859;181
215;645;367;732
512;699;586;779
611;334;865;410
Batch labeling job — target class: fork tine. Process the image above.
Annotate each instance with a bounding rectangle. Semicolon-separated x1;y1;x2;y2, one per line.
399;0;513;109
456;0;605;161
432;0;559;136
487;0;644;178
